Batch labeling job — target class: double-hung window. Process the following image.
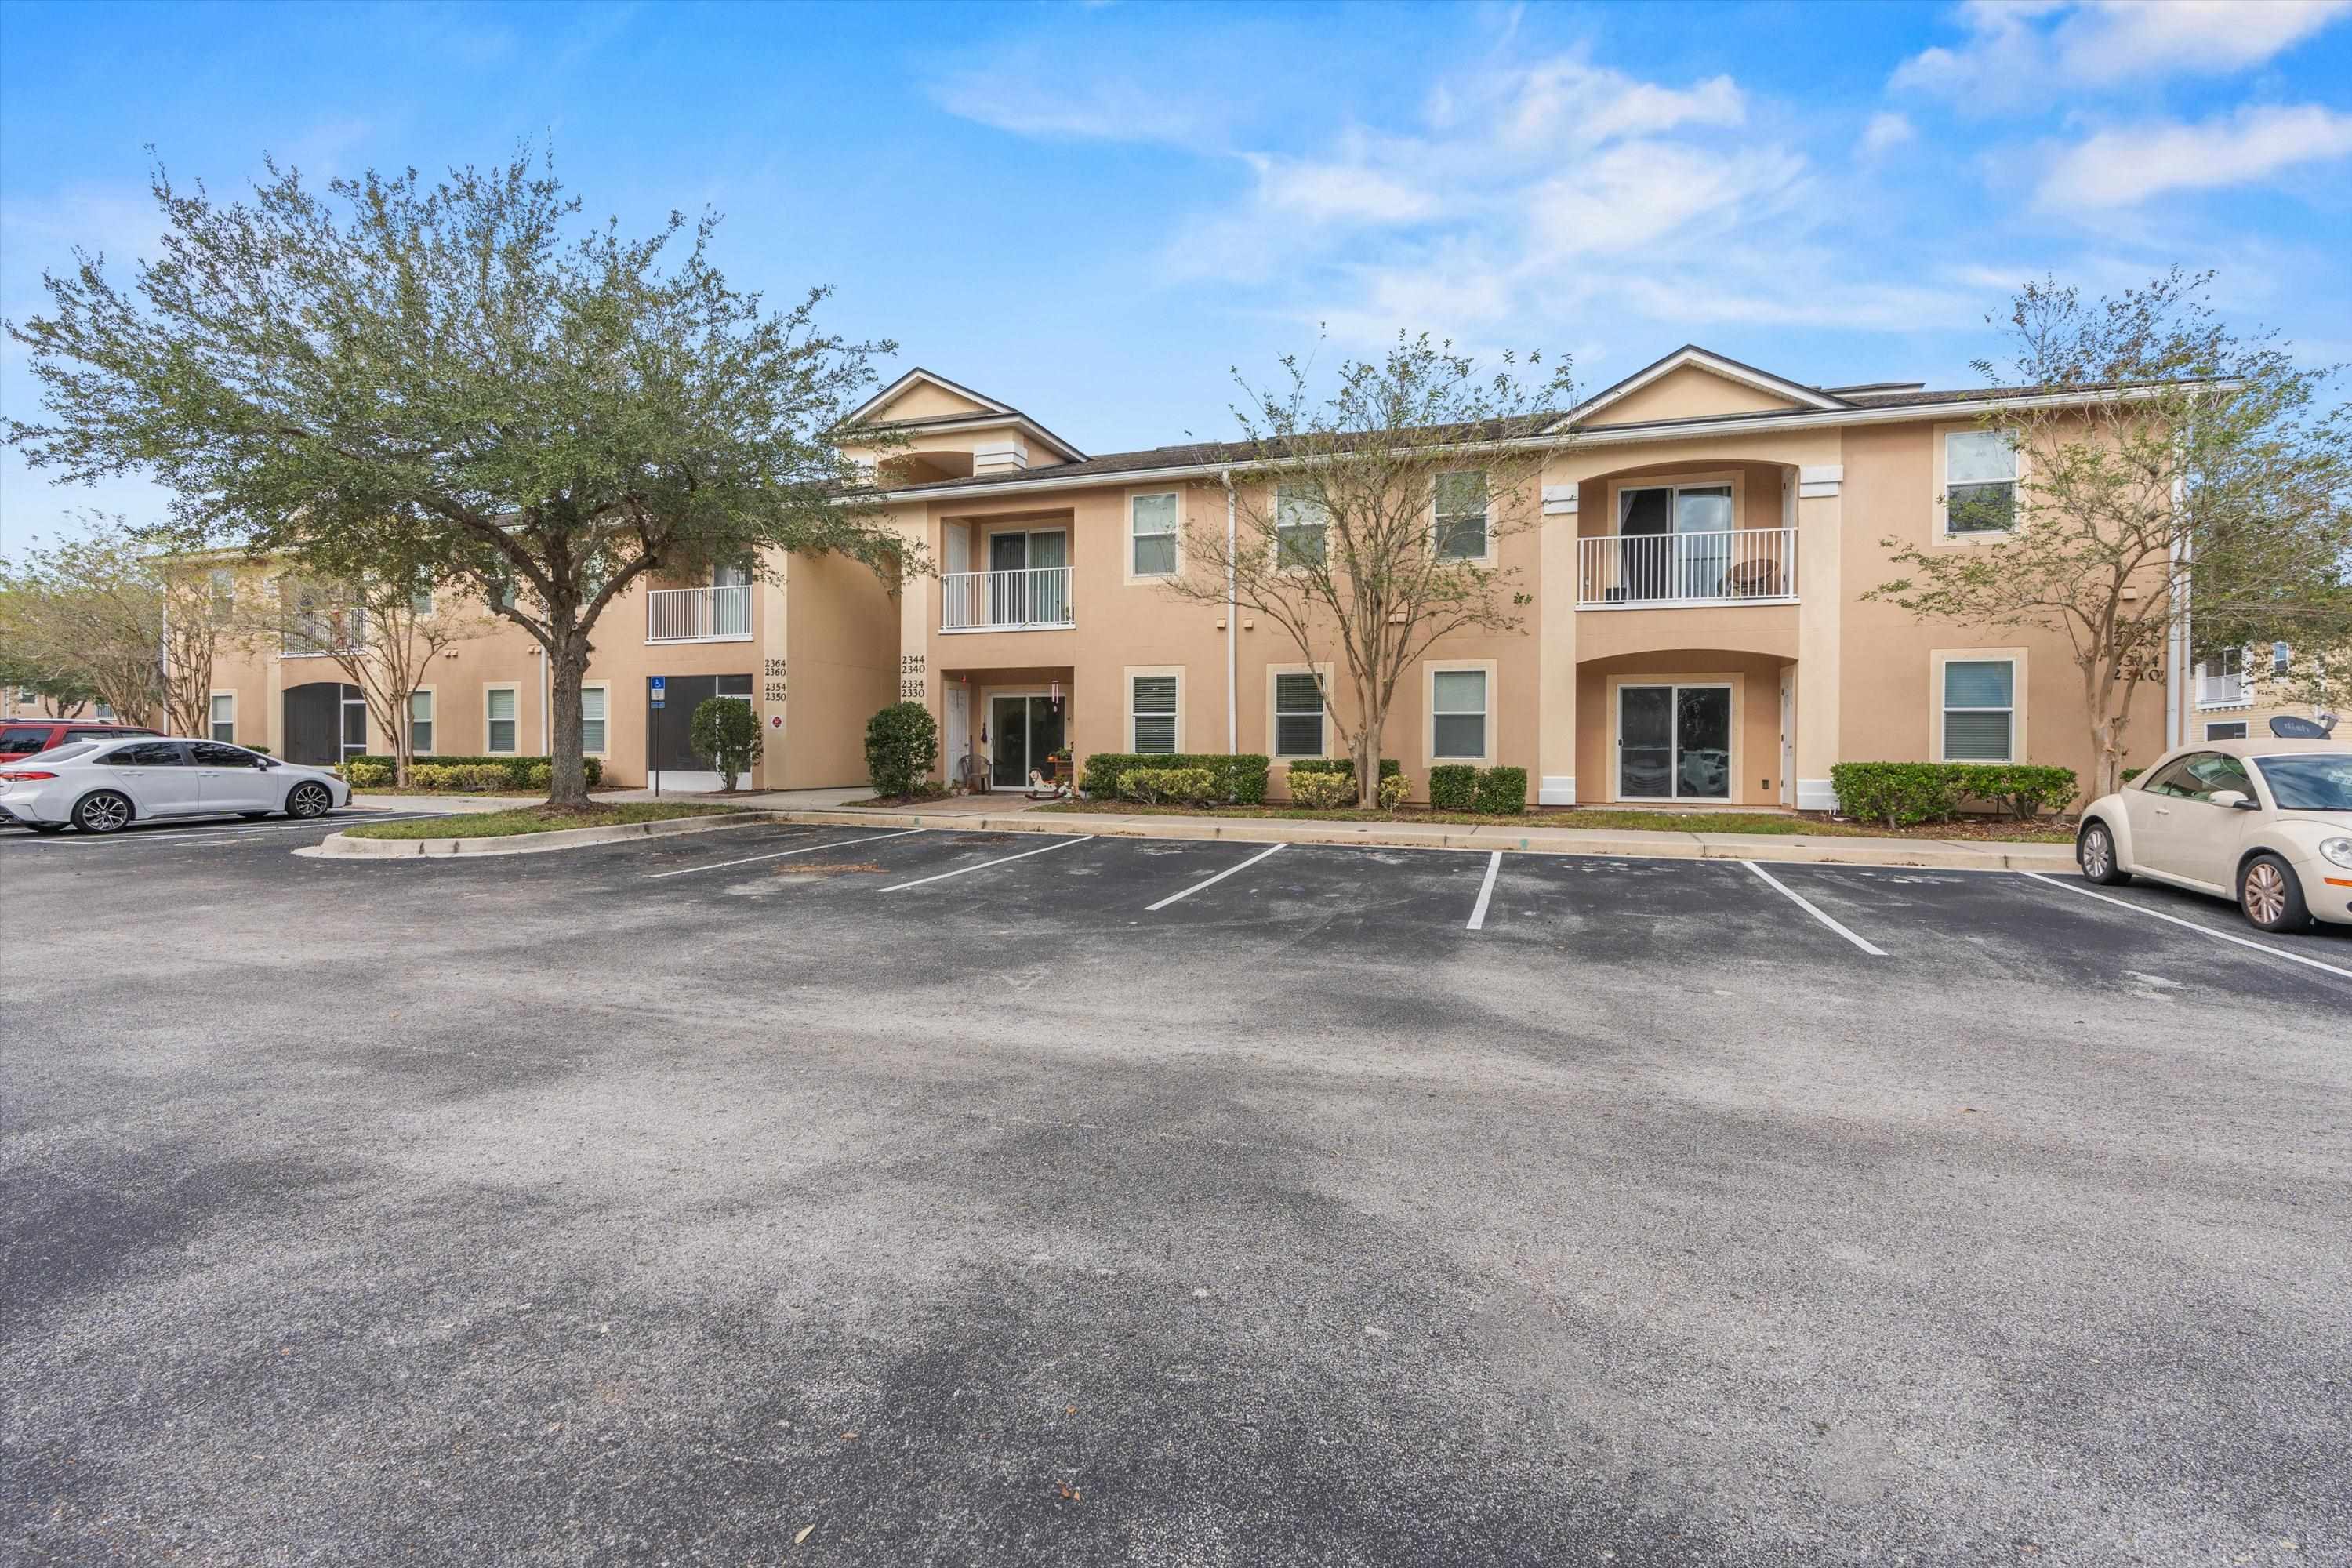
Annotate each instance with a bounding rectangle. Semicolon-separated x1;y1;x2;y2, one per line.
1129;673;1178;753
2273;641;2292;678
209;694;235;743
1130;493;1178;578
580;686;608;754
1944;429;2018;535
1433;470;1489;561
1275;485;1327;568
408;690;434;754
209;568;237;619
2198;648;2247;707
1431;669;1489;759
1941;659;2015;761
485;686;519;754
1273;671;1325;757
410;569;434;618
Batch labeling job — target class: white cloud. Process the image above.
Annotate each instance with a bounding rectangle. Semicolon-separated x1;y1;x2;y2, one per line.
1858;111;1915;158
1895;0;2351;108
2036;103;2352;207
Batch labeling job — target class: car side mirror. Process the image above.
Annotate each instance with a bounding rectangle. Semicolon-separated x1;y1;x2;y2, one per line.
255;758;274;770
2209;789;2256;810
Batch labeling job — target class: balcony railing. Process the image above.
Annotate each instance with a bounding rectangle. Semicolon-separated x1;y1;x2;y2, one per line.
1577;527;1797;608
282;609;366;656
647;584;753;643
941;565;1074;632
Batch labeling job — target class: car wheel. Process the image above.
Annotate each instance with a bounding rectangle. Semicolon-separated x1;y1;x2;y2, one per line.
73;791;134;835
2076;819;2130;886
285;781;333;819
2238;853;2312;934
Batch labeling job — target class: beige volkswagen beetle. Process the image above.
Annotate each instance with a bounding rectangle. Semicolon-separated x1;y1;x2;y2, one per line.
2074;736;2352;932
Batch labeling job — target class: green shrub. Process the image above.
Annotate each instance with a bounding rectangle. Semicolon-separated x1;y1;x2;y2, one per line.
1428;764;1478;811
689;695;764;790
340;760;392;788
1377;773;1410;811
1287;770;1357;810
2120;767;2143;784
865;702;938;798
1958;763;2079;820
1286;756;1401;780
1475;765;1528;815
344;754;601;789
1080;753;1269;804
1828;762;1965;826
525;761;552;789
1123;766;1217;805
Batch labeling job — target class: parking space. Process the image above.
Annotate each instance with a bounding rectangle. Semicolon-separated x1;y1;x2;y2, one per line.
0;806;456;853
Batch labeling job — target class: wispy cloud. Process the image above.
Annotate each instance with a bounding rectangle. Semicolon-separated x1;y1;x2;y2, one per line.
2035;103;2352;208
1895;0;2352;109
1857;111;1915;159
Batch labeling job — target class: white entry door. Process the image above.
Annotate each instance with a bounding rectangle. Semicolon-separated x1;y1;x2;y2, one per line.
945;684;970;786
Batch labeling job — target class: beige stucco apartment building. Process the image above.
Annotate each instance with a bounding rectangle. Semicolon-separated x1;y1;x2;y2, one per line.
201;344;2274;804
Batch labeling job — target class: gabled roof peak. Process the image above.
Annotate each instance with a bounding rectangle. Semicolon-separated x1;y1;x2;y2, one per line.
1550;344;1849;432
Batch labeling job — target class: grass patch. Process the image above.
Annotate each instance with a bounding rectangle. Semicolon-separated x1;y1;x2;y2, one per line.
342;802;739;840
1029;800;2074;843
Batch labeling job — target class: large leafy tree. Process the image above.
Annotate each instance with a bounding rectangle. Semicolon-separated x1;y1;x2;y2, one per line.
0;517;210;728
5;150;903;806
1868;270;2352;795
1167;333;1573;808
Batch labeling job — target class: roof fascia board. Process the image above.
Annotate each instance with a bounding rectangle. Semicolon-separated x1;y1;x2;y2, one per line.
868;384;2201;504
1552;346;1846;433
844;367;1017;425
852;410;1087;462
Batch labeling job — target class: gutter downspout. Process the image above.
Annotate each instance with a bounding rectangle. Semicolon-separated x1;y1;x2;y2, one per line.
1222;468;1237;753
2166;470;2188;753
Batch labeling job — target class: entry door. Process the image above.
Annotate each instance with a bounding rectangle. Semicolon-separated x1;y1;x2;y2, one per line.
990;695;1029;787
945;684;971;786
340;692;369;760
1618;684;1732;800
284;682;361;766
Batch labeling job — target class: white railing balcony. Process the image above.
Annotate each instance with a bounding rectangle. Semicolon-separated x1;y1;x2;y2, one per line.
647;584;753;643
941;565;1074;632
1577;527;1797;608
282;610;366;656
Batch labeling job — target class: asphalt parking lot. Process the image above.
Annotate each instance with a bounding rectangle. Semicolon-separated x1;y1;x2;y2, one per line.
4;815;2347;1566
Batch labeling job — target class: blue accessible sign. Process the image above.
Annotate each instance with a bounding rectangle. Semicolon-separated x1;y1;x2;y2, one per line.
649;676;666;709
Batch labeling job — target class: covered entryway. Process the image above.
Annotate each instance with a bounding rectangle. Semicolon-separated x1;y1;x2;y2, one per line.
989;692;1066;789
646;673;752;791
283;681;365;766
938;668;1073;793
1617;684;1733;800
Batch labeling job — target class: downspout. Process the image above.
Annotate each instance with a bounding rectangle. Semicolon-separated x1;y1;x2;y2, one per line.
1222;468;1237;753
2166;466;2189;753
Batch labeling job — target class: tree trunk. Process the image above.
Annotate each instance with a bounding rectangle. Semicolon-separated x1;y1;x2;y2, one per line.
546;626;593;809
1352;706;1381;808
391;693;413;789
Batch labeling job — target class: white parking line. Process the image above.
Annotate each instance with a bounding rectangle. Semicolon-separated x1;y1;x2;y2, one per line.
9;811;456;847
2024;872;2352;983
880;833;1091;893
645;827;930;880
1145;840;1287;912
1743;860;1889;956
1466;851;1502;931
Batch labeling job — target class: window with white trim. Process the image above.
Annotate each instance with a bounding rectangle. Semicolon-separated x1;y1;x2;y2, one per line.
2273;641;2292;677
1433;470;1488;561
209;693;235;743
1273;672;1325;757
580;686;608;754
1130;493;1178;578
408;690;434;754
1944;429;2017;534
1129;673;1178;753
1941;659;2014;761
2197;648;2247;707
485;686;519;754
1275;485;1327;568
410;569;434;617
1430;669;1489;759
208;568;236;618
2204;720;2249;741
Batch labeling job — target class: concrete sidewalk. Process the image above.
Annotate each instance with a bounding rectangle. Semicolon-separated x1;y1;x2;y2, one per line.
763;804;2077;870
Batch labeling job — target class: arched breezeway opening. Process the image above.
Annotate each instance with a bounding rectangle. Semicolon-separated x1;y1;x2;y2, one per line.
282;680;365;766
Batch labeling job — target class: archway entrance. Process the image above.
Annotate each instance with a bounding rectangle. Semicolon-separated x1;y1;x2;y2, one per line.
283;681;365;765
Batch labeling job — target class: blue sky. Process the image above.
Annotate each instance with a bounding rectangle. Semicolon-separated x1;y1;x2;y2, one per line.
3;0;2349;549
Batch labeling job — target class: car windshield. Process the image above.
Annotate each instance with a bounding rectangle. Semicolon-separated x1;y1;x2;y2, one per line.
17;742;96;764
2252;754;2352;811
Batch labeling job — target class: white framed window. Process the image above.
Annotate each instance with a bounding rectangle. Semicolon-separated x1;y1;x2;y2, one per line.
1271;667;1327;758
2204;720;2249;741
2197;648;2249;708
1428;666;1490;760
1275;484;1327;569
209;691;235;743
1129;492;1179;579
1127;669;1181;753
410;569;434;618
408;689;435;754
1433;470;1489;561
2273;641;2292;678
1940;658;2016;762
580;683;608;756
485;685;520;754
1940;426;2018;536
208;568;237;618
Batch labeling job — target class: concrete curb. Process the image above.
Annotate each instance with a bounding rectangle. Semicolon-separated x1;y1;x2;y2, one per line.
300;811;775;859
765;808;2076;872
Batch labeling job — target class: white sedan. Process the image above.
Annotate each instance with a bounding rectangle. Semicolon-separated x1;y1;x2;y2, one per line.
2075;739;2352;932
0;738;350;834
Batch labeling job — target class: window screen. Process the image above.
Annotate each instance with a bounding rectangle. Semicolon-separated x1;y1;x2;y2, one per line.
1942;659;2014;761
1432;670;1488;759
1131;675;1178;753
1274;672;1324;757
1131;494;1178;576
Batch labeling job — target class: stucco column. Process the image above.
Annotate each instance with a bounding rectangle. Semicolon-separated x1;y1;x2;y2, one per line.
1537;466;1584;804
894;507;938;728
754;558;789;789
1794;466;1843;809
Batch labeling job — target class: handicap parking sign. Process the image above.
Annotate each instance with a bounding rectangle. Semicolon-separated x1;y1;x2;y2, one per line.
649;676;666;709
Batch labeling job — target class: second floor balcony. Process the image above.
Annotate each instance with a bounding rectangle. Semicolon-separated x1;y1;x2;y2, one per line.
942;565;1074;633
648;584;753;643
1577;527;1798;609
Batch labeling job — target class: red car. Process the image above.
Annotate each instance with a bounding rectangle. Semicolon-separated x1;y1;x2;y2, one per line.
0;718;162;761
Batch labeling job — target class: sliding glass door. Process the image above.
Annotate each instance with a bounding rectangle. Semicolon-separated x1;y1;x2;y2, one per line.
1618;684;1732;800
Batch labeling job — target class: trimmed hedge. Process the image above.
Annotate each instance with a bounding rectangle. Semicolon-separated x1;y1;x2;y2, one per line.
1123;766;1218;805
866;702;938;797
1287;771;1357;810
343;753;603;789
1474;765;1529;815
1081;752;1269;804
1286;757;1402;781
1828;761;2079;826
1428;764;1477;811
1377;773;1410;811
